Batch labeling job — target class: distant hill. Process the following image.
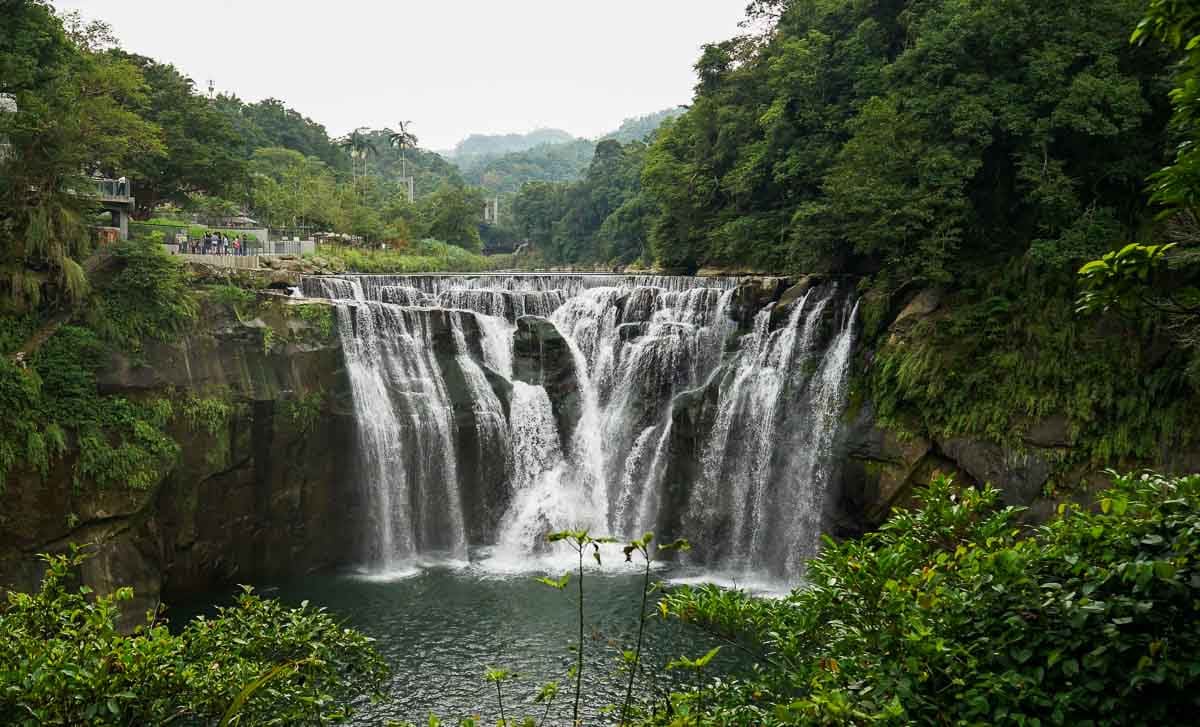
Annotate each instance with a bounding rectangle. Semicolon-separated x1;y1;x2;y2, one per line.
447;128;577;161
445;108;685;203
601;107;686;143
461;139;595;196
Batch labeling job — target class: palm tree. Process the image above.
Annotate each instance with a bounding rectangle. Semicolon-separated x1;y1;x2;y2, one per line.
337;130;377;185
388;121;418;200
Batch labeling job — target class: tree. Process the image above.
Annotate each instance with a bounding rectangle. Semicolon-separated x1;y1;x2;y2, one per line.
0;0;163;309
655;472;1200;725
113;52;246;216
1077;1;1200;369
513;181;566;257
388;120;418;185
248;147;341;230
509;140;651;264
420;185;485;253
338;130;377;187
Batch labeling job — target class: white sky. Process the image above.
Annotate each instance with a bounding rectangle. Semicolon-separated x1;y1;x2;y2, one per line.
53;0;749;150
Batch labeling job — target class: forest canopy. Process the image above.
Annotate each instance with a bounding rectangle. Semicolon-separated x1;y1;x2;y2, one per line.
511;0;1173;281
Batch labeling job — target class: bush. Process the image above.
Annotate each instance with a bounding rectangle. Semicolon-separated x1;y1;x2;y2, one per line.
87;239;197;352
656;472;1200;725
314;239;507;273
0;241;200;491
868;269;1199;469
0;549;389;726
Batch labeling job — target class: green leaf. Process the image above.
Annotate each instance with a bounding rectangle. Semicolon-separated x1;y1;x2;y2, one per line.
534;573;570;590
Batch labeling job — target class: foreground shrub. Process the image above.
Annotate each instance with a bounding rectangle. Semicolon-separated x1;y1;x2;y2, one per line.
315;239;506;274
656;472;1200;725
0;549;388;726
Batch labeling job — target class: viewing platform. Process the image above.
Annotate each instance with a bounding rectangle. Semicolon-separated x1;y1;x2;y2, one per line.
90;177;135;240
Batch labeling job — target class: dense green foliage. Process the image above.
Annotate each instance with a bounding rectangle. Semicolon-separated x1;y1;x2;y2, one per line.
0;1;160;309
0;240;194;491
869;267;1198;465
115;51;247;214
455;111;682;231
655;472;1200;725
1078;2;1200;372
512;0;1170;277
512;140;652;264
215;96;350;173
0;549;387;726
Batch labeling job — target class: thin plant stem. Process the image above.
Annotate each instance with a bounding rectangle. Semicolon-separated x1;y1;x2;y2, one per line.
495;679;506;725
536;688;558;727
619;549;652;726
573;542;585;726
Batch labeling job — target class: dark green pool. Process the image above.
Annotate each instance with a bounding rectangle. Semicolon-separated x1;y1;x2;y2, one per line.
183;552;747;724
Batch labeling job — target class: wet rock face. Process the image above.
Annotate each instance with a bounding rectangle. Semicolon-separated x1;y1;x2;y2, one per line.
512;315;581;449
729;277;790;330
438;312;514;544
835;402;936;535
837;400;1058;531
155;398;359;602
0;299;360;623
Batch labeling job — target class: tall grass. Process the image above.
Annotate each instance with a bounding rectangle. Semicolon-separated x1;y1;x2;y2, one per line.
314;239;516;273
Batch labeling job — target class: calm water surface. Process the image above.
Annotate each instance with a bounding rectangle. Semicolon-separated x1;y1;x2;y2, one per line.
182;551;756;724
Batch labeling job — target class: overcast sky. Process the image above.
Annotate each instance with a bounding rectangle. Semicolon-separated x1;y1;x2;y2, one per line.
54;0;749;150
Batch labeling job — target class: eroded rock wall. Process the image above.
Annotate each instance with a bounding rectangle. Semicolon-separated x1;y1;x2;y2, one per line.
0;295;359;625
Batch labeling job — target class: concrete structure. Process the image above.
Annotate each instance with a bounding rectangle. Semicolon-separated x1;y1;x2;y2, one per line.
483;197;500;225
0;93;15;162
176;253;264;270
93;178;135;241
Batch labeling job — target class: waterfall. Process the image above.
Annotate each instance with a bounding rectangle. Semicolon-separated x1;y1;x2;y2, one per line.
492;381;571;565
304;273;856;582
311;278;468;572
685;288;857;579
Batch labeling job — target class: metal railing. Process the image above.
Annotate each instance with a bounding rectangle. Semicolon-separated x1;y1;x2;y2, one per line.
92;177;133;201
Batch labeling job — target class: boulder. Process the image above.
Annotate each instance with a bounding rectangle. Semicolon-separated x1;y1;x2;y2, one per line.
777;275;821;310
887;288;943;344
836;401;934;533
513;316;581;448
1022;414;1073;449
937;436;1052;507
730;277;790;330
895;289;943;326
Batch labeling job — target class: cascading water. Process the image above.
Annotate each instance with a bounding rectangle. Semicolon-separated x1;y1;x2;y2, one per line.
685;287;858;577
303;273;856;582
308;277;468;573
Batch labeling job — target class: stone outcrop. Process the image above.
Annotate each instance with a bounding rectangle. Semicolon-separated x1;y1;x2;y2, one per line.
0;294;358;626
513;315;581;449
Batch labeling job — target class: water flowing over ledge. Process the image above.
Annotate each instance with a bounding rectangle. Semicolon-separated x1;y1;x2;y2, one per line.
302;273;857;585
